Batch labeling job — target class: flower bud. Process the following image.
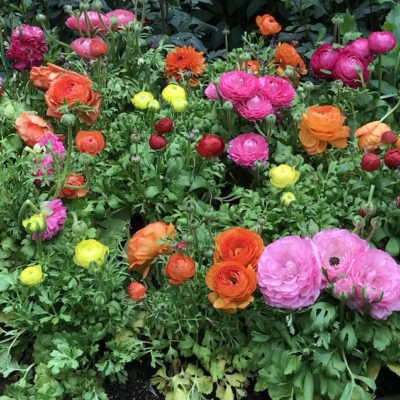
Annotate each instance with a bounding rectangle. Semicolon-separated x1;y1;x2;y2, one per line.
284;66;294;78
92;0;102;10
384;149;400;169
109;15;119;29
64;5;73;14
266;114;276;126
334;80;343;90
222;26;230;36
94;292;106;306
130;133;141;144
361;153;380;171
353;216;365;229
36;13;46;23
191;219;200;229
258;216;266;226
223;101;233;111
359;206;366;218
204;211;214;221
332;15;344;25
290;40;299;48
381;130;397;145
303;81;314;92
370;217;381;229
148;100;160;111
241;53;252;62
80;2;90;11
205;248;214;258
280;192;296;207
149;134;167;151
78;153;92;166
182;235;193;244
130;155;141;164
360;202;375;217
171;98;188;113
397;195;400;208
22;213;46;233
72;220;88;237
60;113;76;126
127;282;146;301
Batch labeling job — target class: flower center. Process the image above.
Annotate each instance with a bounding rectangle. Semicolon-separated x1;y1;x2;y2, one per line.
329;256;340;266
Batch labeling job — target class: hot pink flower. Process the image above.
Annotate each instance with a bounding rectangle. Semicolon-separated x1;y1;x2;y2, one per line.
106;9;135;30
234;93;273;122
368;31;397;54
217;71;259;102
332;51;370;88
35;134;65;177
65;11;111;34
6;25;47;71
347;249;400;320
71;37;107;60
257;236;322;310
258;76;295;108
228;133;269;168
204;83;218;100
310;43;341;79
345;38;375;62
33;199;66;241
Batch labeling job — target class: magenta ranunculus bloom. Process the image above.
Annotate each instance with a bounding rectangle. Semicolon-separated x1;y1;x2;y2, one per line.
33;199;67;241
228;133;269;168
66;11;111;34
347;249;400;320
333;277;354;299
332;51;369;88
312;228;369;285
204;83;218;100
35;134;65;177
368;31;397;54
257;236;322;310
6;25;47;71
71;37;107;60
258;76;295;108
106;9;135;30
310;43;341;79
345;38;375;63
234;94;273;122
218;71;259;102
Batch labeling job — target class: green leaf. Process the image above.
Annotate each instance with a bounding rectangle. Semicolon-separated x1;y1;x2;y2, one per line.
197;376;213;394
339;382;353;400
283;355;301;375
386;362;400;376
222;385;234;400
385;237;400;257
310;302;337;332
144;186;161;199
373;325;391;351
304;371;314;400
340;10;356;35
340;323;357;351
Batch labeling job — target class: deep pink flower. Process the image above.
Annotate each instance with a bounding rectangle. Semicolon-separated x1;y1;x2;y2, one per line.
332;51;370;88
368;31;397;54
234;94;273;122
347;249;400;320
204;83;218;100
106;9;135;30
258;76;295;108
217;71;259;102
333;277;355;299
33;199;66;241
71;37;107;60
345;38;375;63
65;11;111;34
257;236;322;310
6;25;47;71
310;43;341;79
35;134;65;177
228;133;269;168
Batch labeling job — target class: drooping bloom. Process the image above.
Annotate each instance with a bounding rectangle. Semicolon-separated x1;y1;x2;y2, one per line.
71;37;108;60
368;31;397;54
19;264;44;286
76;130;105;156
332;51;369;88
218;71;259;102
258;76;295;108
74;239;109;268
65;11;111;34
195;134;225;158
234;93;274;122
32;199;67;241
257;236;322;309
298;105;350;155
6;25;47;71
228;133;269;168
310;43;341;79
106;9;135;30
164;253;195;285
344;38;375;62
127;282;146;301
59;174;88;199
269;164;299;188
204;83;218;100
255;14;281;36
30;63;67;92
35;133;66;177
270;43;307;81
354;121;391;152
22;214;46;233
15;113;54;147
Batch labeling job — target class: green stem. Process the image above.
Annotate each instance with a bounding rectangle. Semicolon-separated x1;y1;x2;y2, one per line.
159;0;167;35
54;125;73;199
18;200;41;228
393;46;400;87
339;301;345;328
367;184;375;204
378;54;382;97
96;10;115;61
83;9;92;38
379;98;400;123
35;225;43;257
0;28;10;78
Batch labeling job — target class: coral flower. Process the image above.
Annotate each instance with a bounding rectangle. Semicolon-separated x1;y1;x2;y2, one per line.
106;9;135;30
32;199;67;241
164;46;205;86
228;133;269;168
214;227;264;270
127;282;146;301
59;174;88;199
164;253;195;285
65;11;111;34
354;121;391;152
15;113;54;147
76;130;105;156
71;37;108;60
270;43;307;82
298;105;350;155
218;71;259;102
45;72;100;125
241;60;261;76
30;63;67;91
205;261;257;313
256;14;281;36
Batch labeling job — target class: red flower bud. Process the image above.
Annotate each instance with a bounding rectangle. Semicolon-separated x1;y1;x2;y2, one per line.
195;134;225;158
381;130;397;145
359;206;366;218
149;134;167;150
154;117;174;134
127;282;146;301
397;196;400;208
360;153;380;171
384;148;400;169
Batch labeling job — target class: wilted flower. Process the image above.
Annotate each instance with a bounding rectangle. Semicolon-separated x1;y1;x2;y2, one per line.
354;121;391;152
15;113;54;147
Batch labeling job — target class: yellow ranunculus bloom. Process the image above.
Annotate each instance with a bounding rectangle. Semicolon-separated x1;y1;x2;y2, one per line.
162;84;186;104
131;91;154;110
171;98;187;113
20;264;44;286
280;192;296;206
269;164;300;189
22;213;46;233
73;239;109;269
147;99;160;111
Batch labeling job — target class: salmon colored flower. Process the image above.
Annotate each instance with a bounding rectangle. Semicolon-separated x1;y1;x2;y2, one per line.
30;63;67;91
127;282;146;301
59;173;88;199
205;261;257;313
240;60;260;76
164;253;195;285
214;227;264;270
76;130;105;156
298;105;350;155
256;14;281;36
164;46;205;87
15;112;54;147
354;121;391;152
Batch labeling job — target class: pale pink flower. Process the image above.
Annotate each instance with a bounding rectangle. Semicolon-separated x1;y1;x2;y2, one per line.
234;93;273;122
66;11;111;34
204;83;218;100
217;71;259;102
257;236;322;310
228;133;269;168
259;76;295;108
106;9;135;30
33;199;66;241
333;276;354;300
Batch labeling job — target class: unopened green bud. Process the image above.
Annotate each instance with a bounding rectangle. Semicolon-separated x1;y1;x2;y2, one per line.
109;15;118;28
204;249;214;258
370;217;381;229
353;216;365;229
72;220;88;236
60;113;76;126
64;5;73;14
334;80;343;90
258;216;266;226
223;101;233;111
191;220;200;229
130;155;141;164
130;133;141;144
204;211;214;221
36;13;46;23
183;235;193;244
92;0;102;11
80;2;90;11
266;114;276;126
241;53;251;62
78;153;92;166
284;66;294;78
304;81;314;92
332;15;344;25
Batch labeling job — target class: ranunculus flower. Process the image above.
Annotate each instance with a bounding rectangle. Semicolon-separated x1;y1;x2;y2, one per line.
312;229;369;284
381;130;397;144
35;134;66;177
71;37;107;60
171;98;187;112
22;213;46;234
280;192;296;206
384;149;400;169
354;121;391;152
126;222;175;273
15;113;54;147
255;14;281;36
127;282;146;301
218;71;259;102
76;130;105;156
66;11;111;34
154;117;173;134
257;236;322;309
258;76;295;108
164;253;195;285
59;174;88;199
106;9;135;30
214;227;264;271
32;199;66;241
45;72;100;125
228;133;269;168
6;24;47;71
131;91;154;110
333;277;355;300
298;105;350;155
30;63;67;91
332;51;369;88
195;134;225;158
241;60;261;76
269;164;299;188
149;134;167;150
368;31;397;54
360;153;380;171
162;84;186;104
19;264;44;286
234;93;273;122
344;38;375;62
205;261;257;313
74;239;109;269
204;83;218;100
310;43;341;79
347;249;400;319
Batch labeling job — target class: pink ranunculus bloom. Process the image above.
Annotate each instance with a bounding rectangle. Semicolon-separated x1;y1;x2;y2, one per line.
33;199;67;241
347;249;400;320
106;9;135;30
35;134;66;178
312;229;369;286
344;38;375;63
368;31;397;54
310;43;341;80
257;236;322;310
6;25;47;71
258;76;295;108
204;83;218;100
65;11;111;34
71;37;107;60
332;50;370;88
217;71;259;102
228;133;269;168
333;276;355;300
234;93;273;122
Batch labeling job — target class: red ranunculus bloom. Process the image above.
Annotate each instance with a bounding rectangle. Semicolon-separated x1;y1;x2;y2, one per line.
360;153;380;171
384;149;400;169
149;134;167;150
195;134;225;158
154;117;173;134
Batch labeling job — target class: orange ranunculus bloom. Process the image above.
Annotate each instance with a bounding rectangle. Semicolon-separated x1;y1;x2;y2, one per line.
164;46;205;87
354;121;391;152
127;222;175;275
89;39;108;57
30;63;67;91
205;261;257;313
298;105;350;155
45;72;100;125
256;14;281;36
214;227;264;270
59;173;88;199
76;130;105;156
240;60;260;76
164;253;195;285
395;137;400;149
15;112;54;147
